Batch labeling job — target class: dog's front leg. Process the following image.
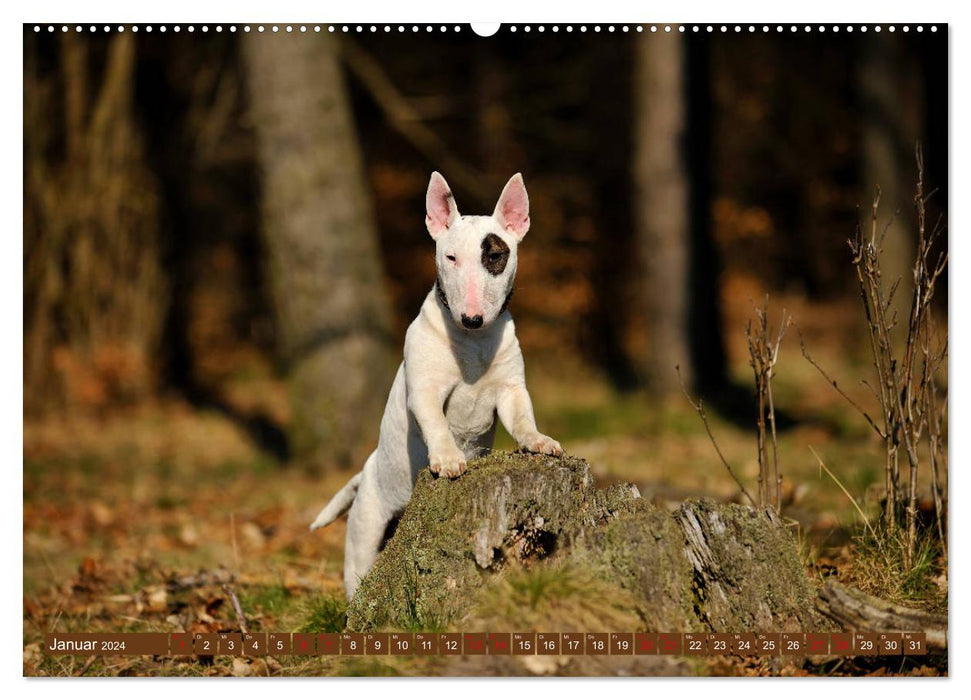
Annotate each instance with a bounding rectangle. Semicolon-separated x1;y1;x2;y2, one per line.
497;384;563;457
409;385;467;478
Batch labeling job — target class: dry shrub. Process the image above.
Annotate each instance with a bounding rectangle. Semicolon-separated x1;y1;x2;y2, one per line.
803;146;947;568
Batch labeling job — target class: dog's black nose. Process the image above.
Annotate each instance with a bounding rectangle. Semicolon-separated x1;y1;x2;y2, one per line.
461;314;484;329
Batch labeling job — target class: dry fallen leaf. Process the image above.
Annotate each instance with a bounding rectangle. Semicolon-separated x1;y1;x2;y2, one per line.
232;657;256;676
146;586;168;612
89;501;114;527
241;522;266;549
178;524;199;548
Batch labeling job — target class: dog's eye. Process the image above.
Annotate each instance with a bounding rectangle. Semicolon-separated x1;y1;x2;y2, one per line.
445;254;456;262
489;253;503;262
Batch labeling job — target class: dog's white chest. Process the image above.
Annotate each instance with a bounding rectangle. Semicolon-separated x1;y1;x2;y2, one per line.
445;381;498;440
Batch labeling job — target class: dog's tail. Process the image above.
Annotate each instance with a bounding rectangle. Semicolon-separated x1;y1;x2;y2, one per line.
309;471;363;531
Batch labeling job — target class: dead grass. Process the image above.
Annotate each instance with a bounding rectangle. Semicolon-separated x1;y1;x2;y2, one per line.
845;527;947;615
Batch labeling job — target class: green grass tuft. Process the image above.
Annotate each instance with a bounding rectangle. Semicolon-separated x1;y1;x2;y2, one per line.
298;593;348;633
850;526;946;614
239;584;294;621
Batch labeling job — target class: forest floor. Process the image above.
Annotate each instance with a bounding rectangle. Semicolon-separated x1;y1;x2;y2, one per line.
22;299;948;677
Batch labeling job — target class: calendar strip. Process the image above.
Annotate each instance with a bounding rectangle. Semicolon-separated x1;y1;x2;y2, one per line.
43;631;929;656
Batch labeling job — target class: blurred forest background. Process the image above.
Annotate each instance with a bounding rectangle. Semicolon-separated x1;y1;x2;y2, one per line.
23;25;948;676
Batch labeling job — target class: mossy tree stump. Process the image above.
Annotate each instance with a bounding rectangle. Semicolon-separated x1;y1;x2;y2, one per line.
345;451;827;636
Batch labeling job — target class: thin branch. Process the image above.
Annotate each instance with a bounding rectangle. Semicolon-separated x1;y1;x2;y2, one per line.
677;365;757;507
798;329;886;439
222;583;249;635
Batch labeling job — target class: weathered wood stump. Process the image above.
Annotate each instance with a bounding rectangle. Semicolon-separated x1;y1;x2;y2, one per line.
345;451;828;638
816;580;947;652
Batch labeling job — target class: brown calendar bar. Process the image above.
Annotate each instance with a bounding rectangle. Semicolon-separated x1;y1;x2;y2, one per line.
40;631;931;656
806;633;830;654
684;633;706;656
243;633;267;656
365;632;390;655
854;631;879;656
902;632;927;655
171;632;193;656
707;633;732;655
194;633;218;656
267;633;290;655
45;633;169;656
659;633;682;654
635;633;659;654
341;633;364;655
731;633;757;655
292;633;315;655
513;632;536;655
561;632;584;655
611;632;634;655
878;633;903;655
488;632;511;654
781;632;806;655
218;633;243;656
757;633;781;655
415;632;438;655
831;633;852;655
389;632;414;655
537;632;560;655
439;632;462;655
586;632;609;655
317;633;340;655
464;632;487;655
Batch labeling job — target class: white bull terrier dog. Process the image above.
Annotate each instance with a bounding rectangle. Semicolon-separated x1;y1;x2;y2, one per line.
310;171;563;599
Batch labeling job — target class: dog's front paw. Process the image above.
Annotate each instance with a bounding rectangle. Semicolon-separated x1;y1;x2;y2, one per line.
519;432;564;457
429;446;467;479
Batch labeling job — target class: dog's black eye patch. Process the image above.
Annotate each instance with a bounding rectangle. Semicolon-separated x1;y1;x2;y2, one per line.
481;233;510;276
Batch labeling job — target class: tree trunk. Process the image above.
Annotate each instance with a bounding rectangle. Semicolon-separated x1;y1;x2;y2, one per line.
585;39;639;390
634;35;725;396
242;33;393;471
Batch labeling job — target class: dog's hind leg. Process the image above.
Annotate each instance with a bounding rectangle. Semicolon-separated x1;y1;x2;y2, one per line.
341;475;395;600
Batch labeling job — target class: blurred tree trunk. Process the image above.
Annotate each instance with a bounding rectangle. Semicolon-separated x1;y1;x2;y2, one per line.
859;34;924;321
634;36;725;395
243;34;393;471
24;32;165;413
586;39;639;390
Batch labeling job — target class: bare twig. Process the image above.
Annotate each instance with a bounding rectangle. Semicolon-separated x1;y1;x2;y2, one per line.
799;329;885;439
747;301;790;512
76;654;99;677
677;365;756;507
222;583;249;635
230;513;240;573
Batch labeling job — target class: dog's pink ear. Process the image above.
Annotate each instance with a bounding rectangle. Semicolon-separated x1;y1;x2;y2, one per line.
425;172;459;239
493;173;530;240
